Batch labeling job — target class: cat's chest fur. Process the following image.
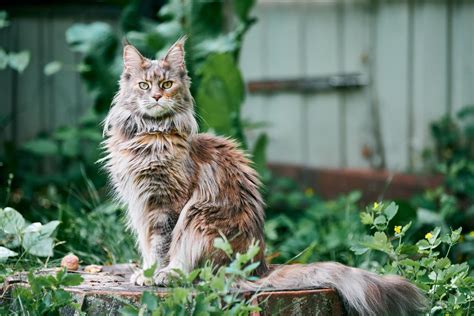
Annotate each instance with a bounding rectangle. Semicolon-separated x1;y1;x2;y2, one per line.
106;131;193;211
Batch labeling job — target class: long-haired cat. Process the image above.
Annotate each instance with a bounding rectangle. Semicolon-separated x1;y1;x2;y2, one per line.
102;38;426;315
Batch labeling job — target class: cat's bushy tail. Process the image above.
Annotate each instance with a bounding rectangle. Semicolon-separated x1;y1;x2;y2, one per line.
240;262;427;316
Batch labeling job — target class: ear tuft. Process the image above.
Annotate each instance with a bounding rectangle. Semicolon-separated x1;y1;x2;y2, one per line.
163;36;187;70
123;45;146;70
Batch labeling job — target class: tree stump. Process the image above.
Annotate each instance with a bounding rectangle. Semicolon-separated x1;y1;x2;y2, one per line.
1;264;345;315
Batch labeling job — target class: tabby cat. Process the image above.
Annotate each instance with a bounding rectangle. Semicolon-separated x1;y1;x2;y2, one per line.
102;38;426;315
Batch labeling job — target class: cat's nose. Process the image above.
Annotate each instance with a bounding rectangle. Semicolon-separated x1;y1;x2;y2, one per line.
152;94;162;101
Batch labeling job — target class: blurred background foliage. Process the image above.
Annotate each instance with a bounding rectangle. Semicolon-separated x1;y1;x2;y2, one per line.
0;0;473;281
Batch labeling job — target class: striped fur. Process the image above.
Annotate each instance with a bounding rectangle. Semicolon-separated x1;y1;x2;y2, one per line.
241;263;427;315
102;38;426;315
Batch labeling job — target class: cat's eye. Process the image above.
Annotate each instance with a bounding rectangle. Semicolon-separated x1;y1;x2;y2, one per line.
161;81;173;89
138;82;150;90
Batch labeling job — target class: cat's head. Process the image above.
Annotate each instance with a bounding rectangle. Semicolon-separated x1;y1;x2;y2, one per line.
118;37;192;119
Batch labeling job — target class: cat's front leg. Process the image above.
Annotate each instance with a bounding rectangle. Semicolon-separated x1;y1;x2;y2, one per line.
132;211;177;285
154;203;209;286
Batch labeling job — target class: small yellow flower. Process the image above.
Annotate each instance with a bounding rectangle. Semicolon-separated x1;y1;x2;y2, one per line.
304;187;314;197
469;231;474;238
394;226;402;234
373;202;380;209
425;232;433;240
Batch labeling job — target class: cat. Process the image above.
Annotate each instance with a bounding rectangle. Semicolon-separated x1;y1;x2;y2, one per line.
102;37;426;315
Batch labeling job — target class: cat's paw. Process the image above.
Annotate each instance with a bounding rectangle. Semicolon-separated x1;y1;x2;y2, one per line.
153;267;178;287
130;269;153;286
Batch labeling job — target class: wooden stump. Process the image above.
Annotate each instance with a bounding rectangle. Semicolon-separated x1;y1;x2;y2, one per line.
1;264;345;315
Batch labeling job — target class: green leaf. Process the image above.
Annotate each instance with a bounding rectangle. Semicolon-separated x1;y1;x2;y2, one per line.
186;269;200;283
360;212;373;225
62;139;80;158
22;139;59;156
194;35;239;59
53;126;78;140
401;221;412;234
22;236;54;257
0;246;18;262
29;272;55;294
383;202;398;221
61;273;84;287
66;22;119;112
234;0;256;21
39;220;61;237
435;257;451;270
53;289;72;305
428;227;441;244
56;267;66;283
210;274;225;291
141;291;158;311
243;261;260;273
8;51;30;72
350;244;369;255
450;227;462;243
44;61;62;76
398;258;420;268
22;221;60;257
0;207;26;234
251;133;268;176
23;222;42;234
417;208;442;225
78;128;103;141
374;231;388;244
120;305;139;316
213;237;233;257
143;263;157;278
66;22;114;54
398;244;419;256
196;53;244;139
417;239;431;250
172;287;190;302
374;215;387;227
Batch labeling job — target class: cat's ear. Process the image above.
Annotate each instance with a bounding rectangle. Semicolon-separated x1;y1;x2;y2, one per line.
123;44;146;70
163;36;187;70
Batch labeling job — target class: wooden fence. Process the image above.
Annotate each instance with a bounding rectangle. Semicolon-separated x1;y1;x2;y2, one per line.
1;1;474;171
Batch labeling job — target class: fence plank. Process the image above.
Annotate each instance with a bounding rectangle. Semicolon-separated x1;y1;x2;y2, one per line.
241;5;267;150
51;17;79;129
452;1;474;114
342;0;371;168
0;22;13;143
412;1;448;169
15;17;43;143
374;1;410;171
240;5;265;81
258;4;305;165
304;3;342;168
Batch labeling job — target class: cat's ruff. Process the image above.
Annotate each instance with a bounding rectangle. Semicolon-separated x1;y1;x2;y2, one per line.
102;37;427;315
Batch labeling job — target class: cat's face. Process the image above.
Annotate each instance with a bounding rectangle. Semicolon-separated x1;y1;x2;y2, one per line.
119;38;191;118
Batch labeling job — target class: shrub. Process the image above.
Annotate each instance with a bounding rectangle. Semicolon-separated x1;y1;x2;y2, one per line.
353;202;474;314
